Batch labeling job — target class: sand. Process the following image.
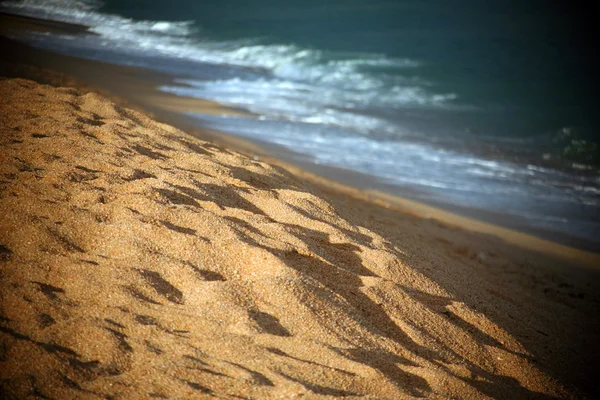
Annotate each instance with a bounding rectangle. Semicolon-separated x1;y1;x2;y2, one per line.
1;77;599;399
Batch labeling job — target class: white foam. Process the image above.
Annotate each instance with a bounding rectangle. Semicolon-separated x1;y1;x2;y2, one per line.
2;0;102;15
2;0;458;112
161;75;456;136
572;163;594;171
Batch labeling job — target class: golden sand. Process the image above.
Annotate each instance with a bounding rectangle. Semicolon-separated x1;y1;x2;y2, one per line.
1;78;598;399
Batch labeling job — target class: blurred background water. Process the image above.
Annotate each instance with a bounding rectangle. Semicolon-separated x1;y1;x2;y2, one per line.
2;0;599;249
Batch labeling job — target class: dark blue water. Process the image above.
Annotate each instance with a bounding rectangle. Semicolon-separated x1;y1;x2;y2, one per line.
2;0;599;249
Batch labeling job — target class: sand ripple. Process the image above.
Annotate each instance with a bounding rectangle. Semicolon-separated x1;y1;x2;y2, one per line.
0;78;584;399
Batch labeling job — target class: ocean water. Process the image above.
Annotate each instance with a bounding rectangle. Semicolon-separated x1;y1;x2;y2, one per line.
2;0;599;249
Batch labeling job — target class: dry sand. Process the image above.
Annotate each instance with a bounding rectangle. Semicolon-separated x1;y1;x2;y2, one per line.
1;77;599;400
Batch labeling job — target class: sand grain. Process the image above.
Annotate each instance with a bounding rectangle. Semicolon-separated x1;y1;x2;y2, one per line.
1;78;596;399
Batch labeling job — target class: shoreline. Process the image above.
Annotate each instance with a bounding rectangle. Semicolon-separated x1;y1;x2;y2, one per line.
1;26;598;265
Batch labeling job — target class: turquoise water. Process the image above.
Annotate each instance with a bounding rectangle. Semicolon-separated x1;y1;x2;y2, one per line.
2;0;599;249
103;0;599;145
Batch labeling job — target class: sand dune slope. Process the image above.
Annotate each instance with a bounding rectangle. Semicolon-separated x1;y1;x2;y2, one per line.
0;78;573;399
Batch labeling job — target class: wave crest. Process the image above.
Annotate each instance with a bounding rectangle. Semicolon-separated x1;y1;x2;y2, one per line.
1;0;456;110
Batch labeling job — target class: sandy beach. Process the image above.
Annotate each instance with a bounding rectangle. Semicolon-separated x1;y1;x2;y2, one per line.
1;14;600;400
